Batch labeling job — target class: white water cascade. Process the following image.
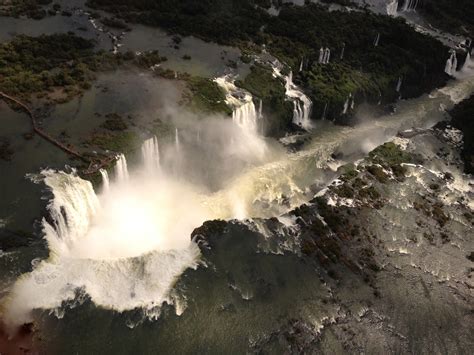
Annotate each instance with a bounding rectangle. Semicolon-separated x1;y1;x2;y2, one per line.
175;128;180;151
271;63;313;130
115;154;129;182
342;94;352;115
401;0;418;12
100;169;110;193
319;47;331;64
321;103;328;120
214;75;267;157
386;0;399;16
340;43;346;60
374;33;380;47
142;136;161;173
396;76;403;92
445;50;458;76
462;51;472;71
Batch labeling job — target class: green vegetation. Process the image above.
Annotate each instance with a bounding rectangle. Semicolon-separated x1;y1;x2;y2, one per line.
86;130;139;153
0;34;170;103
419;0;474;37
449;94;474;174
184;76;232;115
100;113;128;131
86;0;269;45
0;0;52;19
0;34;118;100
235;64;293;135
368;142;412;179
86;0;449;125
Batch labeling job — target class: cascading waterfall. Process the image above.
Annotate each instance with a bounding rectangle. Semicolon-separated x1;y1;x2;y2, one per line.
142;136;161;173
445;50;458;76
115;154;129;182
340;43;346;60
342;94;352;115
232;100;258;133
271;64;313;130
214;75;267;158
175;129;180;151
401;0;418;12
321;103;328;120
374;33;380;47
299;58;304;72
386;0;399;16
319;47;331;64
100;169;110;193
396;76;403;92
215;76;260;134
462;51;472;71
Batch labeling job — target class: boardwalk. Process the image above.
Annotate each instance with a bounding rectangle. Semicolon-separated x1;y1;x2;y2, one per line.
1;91;116;175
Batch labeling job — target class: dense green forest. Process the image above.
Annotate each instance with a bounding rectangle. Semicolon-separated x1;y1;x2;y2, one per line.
85;0;450;123
418;0;474;37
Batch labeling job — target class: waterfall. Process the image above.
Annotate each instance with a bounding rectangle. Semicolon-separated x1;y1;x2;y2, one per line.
41;170;100;255
299;58;304;72
462;52;472;71
323;48;330;64
258;99;263;120
340;43;346;60
387;0;398;16
321;103;328;120
396;76;403;92
141;136;161;172
115;154;129;182
232;100;258;133
100;169;110;193
175;128;180;151
274;68;312;129
342;94;351;115
445;50;458;76
319;48;330;64
214;75;261;134
401;0;418;12
374;33;380;47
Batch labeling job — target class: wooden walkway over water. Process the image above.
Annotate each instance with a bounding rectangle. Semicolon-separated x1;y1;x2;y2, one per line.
1;91;116;176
